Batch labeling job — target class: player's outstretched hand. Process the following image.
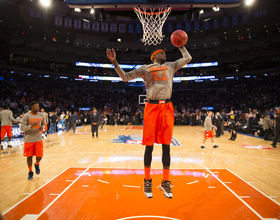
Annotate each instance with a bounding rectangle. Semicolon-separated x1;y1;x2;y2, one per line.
106;48;116;61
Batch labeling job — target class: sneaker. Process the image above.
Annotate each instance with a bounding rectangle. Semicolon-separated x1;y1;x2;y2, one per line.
28;171;34;180
143;178;153;199
271;144;276;148
159;180;173;199
213;145;219;148
201;146;207;149
0;145;3;150
34;163;40;175
7;145;12;148
228;138;233;140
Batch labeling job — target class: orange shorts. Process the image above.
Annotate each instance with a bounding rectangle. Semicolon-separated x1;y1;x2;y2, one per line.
24;140;43;157
1;126;12;139
142;102;174;145
204;130;214;139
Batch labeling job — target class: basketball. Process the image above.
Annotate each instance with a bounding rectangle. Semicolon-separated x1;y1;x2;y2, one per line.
171;30;188;47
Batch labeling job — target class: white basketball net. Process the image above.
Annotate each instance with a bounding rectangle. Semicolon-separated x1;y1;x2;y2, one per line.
134;7;172;46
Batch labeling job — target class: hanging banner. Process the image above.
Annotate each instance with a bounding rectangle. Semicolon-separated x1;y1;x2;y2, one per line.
232;14;239;26
101;23;108;32
55;16;63;27
241;13;248;24
74;19;81;29
176;21;183;30
185;21;192;32
167;22;174;33
135;22;142;33
252;8;268;18
65;17;72;28
83;21;90;31
222;16;229;28
92;21;100;31
203;20;210;30
213;17;220;29
119;23;126;33
110;23;117;33
127;23;134;33
28;10;43;19
194;20;200;31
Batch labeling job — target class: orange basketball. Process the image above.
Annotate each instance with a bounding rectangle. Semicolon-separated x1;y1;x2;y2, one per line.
171;30;188;47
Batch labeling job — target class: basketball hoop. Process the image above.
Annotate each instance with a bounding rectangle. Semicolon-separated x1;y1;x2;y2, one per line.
134;7;172;46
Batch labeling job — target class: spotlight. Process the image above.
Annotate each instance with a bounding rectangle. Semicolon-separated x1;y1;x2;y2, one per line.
199;9;204;14
213;5;220;11
40;0;51;7
90;8;94;14
74;8;81;12
245;0;254;5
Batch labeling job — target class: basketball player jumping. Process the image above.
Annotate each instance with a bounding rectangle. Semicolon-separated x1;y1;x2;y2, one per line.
107;46;192;199
21;101;45;180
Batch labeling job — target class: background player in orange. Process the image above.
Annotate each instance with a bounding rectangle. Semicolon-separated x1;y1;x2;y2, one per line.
201;111;219;149
41;108;48;139
21;101;45;180
107;46;192;199
0;104;21;150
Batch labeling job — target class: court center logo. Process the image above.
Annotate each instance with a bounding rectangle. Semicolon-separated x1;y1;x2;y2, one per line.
111;134;181;146
239;145;276;150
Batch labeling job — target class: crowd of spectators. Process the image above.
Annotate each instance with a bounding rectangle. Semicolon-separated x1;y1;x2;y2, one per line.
1;77;280;141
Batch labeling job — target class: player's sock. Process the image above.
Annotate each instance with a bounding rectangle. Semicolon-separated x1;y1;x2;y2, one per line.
213;143;215;146
202;143;204;146
163;168;169;181
8;141;11;146
28;166;32;171
144;167;151;180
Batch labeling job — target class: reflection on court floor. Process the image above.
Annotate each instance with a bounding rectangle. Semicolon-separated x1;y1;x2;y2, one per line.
4;168;280;220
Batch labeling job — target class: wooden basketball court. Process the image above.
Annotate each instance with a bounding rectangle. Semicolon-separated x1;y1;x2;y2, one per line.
1;125;280;219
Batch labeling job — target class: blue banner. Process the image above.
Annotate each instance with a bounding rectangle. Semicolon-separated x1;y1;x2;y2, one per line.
185;21;192;32
241;13;248;24
213;18;220;29
167;22;174;33
252;8;268;18
176;21;183;30
222;16;229;28
194;20;200;31
203;20;210;30
28;9;43;19
65;0;243;5
135;23;142;33
127;23;134;33
232;14;239;26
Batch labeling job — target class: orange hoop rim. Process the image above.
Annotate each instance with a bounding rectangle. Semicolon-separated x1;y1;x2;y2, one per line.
133;7;172;15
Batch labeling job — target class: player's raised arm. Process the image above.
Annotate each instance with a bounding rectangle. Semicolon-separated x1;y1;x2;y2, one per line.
106;48;145;82
172;47;192;73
